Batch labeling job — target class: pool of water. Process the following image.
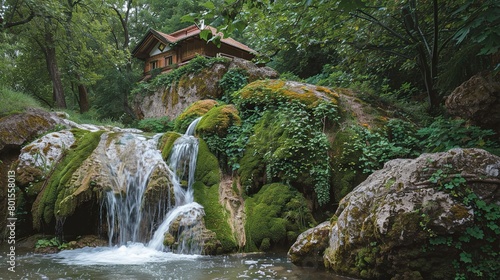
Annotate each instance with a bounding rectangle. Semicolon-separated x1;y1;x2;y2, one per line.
1;243;354;280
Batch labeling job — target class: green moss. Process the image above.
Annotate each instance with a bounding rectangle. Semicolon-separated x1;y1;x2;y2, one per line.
159;132;182;160
193;181;237;253
197;105;241;137
234;80;339;111
174;100;219;132
195;138;221;187
244;183;316;252
33;130;104;229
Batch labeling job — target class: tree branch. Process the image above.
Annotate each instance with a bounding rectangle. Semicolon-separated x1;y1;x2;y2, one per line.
351;9;410;44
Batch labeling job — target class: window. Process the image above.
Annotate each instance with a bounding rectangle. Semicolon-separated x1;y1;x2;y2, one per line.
165;56;173;66
150;60;158;70
158;43;166;51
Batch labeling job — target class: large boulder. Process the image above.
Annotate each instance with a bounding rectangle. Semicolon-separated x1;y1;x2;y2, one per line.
0;109;60;153
445;72;500;134
288;221;330;268
133;58;278;120
323;148;500;279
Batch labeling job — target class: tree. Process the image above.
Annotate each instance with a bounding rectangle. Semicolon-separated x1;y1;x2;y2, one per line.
187;0;498;112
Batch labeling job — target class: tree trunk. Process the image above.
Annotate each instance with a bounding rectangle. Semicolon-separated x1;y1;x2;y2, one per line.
78;84;90;113
44;30;67;109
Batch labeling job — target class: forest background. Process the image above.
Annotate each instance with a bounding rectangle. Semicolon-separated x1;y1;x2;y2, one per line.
1;0;499;126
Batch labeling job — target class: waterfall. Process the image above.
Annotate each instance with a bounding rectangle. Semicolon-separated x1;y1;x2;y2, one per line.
101;133;167;245
101;117;205;254
148;117;205;254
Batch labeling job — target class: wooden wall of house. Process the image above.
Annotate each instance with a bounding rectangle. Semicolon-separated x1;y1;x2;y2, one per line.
143;49;177;74
179;38;206;62
141;37;254;75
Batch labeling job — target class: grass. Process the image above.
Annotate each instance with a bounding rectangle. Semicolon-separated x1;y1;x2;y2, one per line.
0;87;44;117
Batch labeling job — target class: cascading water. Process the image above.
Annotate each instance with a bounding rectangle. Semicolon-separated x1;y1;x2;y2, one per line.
101;117;205;254
100;133;168;245
148;117;206;254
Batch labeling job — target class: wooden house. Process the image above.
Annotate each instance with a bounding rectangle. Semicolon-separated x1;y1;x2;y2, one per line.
132;24;256;77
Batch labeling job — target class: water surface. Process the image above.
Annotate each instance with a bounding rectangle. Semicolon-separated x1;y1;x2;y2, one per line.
1;243;354;280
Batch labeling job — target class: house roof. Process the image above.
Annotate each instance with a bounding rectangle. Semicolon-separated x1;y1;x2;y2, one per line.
132;24;255;59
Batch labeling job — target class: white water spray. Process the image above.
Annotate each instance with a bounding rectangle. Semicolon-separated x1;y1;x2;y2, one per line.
101;117;205;254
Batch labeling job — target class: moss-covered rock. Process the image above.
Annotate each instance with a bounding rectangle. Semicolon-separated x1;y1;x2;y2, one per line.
158;131;182;160
195;138;221;187
197;105;241;137
244;183;316;252
288;221;331;268
192;138;237;254
33;129;104;230
193;182;237;254
174;100;219;133
133;57;278;120
16;130;76;187
233;80;339;110
323;148;500;279
0;108;58;153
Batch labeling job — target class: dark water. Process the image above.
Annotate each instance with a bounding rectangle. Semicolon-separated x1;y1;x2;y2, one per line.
0;243;354;280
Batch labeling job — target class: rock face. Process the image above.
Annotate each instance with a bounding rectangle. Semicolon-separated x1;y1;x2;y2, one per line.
0;109;60;152
322;148;500;279
445;72;500;134
133;58;278;120
288;221;330;268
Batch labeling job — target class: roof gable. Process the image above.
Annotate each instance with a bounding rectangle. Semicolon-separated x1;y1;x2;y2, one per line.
132;25;255;59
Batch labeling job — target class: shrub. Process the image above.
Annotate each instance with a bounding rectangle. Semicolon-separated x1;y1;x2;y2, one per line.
219;68;248;103
137;116;173;132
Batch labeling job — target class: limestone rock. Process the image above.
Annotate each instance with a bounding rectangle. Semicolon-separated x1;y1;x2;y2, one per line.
16;130;76;186
288;221;330;268
133;59;278;120
323;148;500;279
445;72;500;133
0;108;59;153
228;57;279;81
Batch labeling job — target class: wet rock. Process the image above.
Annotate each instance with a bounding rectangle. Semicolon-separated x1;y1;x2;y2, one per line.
323;148;500;279
288;221;330;268
445;72;500;134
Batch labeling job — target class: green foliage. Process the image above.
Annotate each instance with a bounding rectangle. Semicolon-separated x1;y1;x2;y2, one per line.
136;116;173;132
453;0;500;57
238;99;339;205
425;169;500;279
0;87;44;117
35;237;69;250
244;183;315;252
350;119;421;173
131;56;230;96
203;113;259;172
349;117;500;174
63;109;125;128
417;118;499;154
219;68;249;103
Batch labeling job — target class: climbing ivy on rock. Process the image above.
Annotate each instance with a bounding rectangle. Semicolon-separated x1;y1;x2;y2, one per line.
424;168;500;279
238;100;338;206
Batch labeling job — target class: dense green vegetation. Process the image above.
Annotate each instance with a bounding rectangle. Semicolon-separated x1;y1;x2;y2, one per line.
3;0;498;121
